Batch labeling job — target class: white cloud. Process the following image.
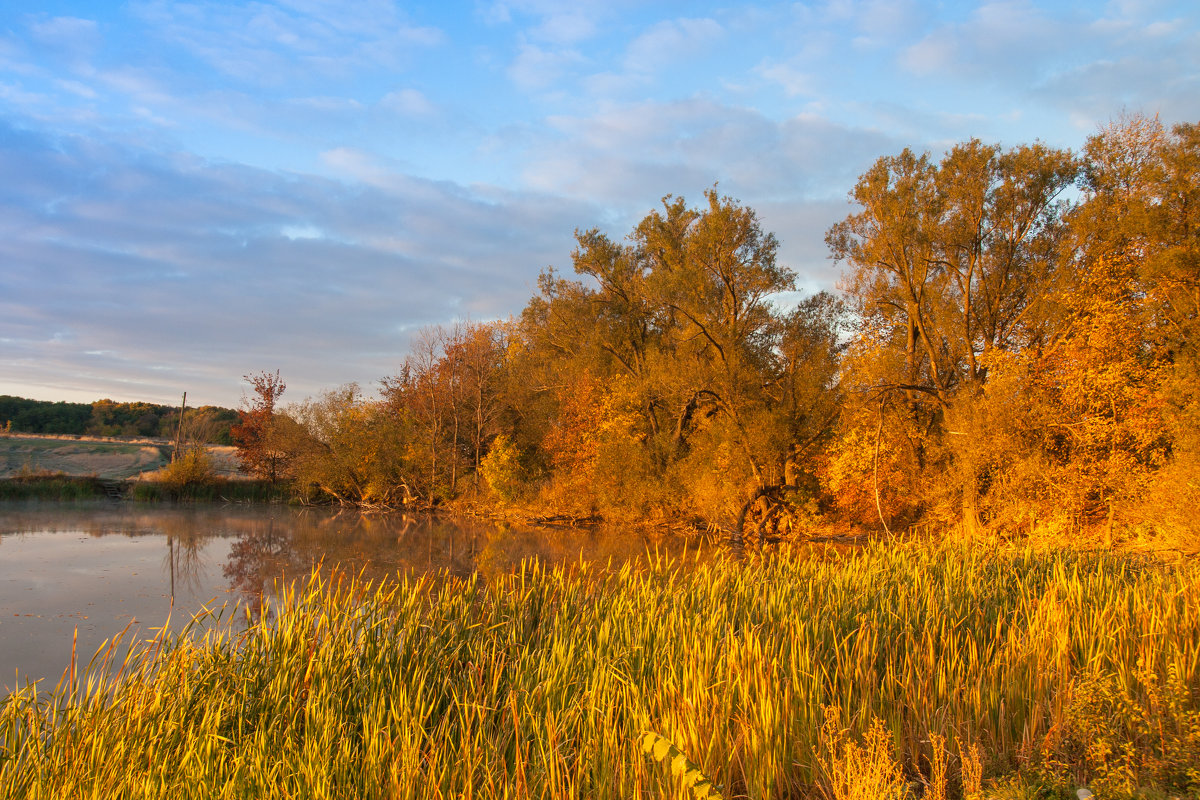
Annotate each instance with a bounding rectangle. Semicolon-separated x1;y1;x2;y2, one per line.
289;96;365;112
28;16;99;46
0;124;597;406
852;0;928;42
0;82;50;109
1036;54;1200;130
53;79;98;99
507;42;586;91
757;61;816;97
280;224;324;240
623;18;724;75
898;1;1062;79
88;67;172;106
481;0;625;31
132;106;175;127
379;88;435;116
127;0;443;84
519;98;897;257
899;35;957;76
530;12;596;45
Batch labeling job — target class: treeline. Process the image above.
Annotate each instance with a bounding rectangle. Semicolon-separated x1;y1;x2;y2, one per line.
236;115;1199;544
1;396;238;444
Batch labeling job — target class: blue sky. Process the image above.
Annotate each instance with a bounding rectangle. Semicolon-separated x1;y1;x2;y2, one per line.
1;1;1197;408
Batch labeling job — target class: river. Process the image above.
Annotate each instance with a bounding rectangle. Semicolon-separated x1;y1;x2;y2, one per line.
0;501;706;691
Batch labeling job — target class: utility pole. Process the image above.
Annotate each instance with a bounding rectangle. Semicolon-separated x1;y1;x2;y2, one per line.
173;391;187;462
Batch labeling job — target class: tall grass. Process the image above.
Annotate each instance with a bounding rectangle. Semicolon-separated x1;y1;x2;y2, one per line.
1;543;1197;798
130;478;287;503
0;475;106;500
0;474;285;503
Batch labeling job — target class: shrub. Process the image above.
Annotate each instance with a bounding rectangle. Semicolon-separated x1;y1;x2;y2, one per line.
479;435;528;503
818;709;913;800
1033;660;1200;799
158;447;216;490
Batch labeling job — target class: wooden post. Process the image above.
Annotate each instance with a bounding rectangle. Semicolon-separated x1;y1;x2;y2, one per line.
173;392;187;462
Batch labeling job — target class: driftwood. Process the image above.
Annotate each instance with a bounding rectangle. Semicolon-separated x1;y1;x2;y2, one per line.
528;513;603;527
732;483;802;548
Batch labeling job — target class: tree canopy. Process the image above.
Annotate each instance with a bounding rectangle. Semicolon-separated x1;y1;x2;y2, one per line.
234;118;1200;549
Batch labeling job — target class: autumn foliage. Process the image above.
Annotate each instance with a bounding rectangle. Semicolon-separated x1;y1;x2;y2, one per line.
230;370;287;484
238;115;1199;547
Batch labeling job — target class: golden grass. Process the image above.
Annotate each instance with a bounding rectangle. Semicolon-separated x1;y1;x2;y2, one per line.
1;543;1197;799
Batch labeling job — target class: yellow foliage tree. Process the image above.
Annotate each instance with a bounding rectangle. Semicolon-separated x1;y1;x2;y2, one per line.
1029;253;1169;534
540;370;642;511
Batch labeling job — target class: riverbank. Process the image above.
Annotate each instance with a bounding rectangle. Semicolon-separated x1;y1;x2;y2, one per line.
2;542;1196;799
0;474;288;503
0;474;108;501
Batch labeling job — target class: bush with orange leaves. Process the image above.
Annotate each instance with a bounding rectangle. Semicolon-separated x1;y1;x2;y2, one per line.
820;402;927;532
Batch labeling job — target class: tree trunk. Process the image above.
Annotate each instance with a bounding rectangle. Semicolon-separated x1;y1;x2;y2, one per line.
733;483;801;547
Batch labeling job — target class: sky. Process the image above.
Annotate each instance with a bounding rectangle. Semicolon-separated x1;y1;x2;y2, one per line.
1;0;1198;409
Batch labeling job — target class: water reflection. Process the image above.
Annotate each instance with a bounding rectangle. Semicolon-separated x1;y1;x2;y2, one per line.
0;501;708;689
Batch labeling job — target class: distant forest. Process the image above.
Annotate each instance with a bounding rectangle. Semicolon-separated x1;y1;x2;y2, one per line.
229;115;1199;545
0;396;238;444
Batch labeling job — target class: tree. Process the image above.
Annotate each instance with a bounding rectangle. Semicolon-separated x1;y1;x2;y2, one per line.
827;140;1077;529
283;384;417;506
639;190;795;485
231;370;288;483
512;189;845;527
1030;253;1168;533
445;322;509;482
382;327;469;501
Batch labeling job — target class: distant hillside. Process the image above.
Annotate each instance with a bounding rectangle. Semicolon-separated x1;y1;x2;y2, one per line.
0;396;239;445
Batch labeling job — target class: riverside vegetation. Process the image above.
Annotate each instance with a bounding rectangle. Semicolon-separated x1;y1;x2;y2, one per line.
6;117;1199;550
3;116;1199;797
1;543;1197;799
222;116;1199;553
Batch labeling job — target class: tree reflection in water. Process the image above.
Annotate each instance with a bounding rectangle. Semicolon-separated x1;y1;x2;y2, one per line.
164;529;208;603
222;517;300;618
216;510;710;616
1;502;711;620
1;503;715;690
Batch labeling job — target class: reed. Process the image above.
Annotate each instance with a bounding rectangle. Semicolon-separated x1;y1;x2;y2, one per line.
0;475;106;500
129;478;287;503
1;542;1197;799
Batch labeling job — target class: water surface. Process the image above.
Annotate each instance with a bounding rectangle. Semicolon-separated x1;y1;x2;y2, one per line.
0;501;703;691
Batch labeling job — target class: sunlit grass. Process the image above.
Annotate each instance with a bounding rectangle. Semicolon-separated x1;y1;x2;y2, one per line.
1;543;1197;798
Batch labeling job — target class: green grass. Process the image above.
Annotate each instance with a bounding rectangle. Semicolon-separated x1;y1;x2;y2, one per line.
0;475;107;500
0;475;285;503
129;478;288;504
1;543;1197;799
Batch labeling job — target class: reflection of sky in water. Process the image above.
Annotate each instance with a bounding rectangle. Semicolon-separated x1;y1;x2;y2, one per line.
0;501;708;691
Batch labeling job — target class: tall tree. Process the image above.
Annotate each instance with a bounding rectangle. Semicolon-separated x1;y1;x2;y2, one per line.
829;142;1076;404
828;141;1077;528
514;190;846;525
447;322;509;482
638;190;795;485
231;370;288;483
